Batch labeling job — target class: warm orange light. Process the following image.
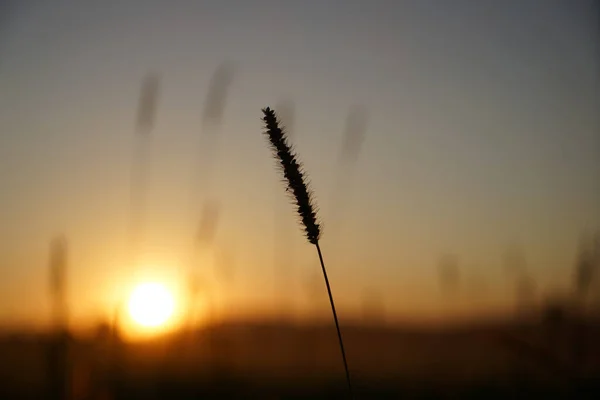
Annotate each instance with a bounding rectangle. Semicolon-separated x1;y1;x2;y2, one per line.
127;282;175;328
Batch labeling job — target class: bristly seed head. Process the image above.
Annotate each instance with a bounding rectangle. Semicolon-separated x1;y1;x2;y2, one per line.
262;107;321;245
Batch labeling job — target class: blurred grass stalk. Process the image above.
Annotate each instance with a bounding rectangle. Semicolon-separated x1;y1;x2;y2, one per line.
193;62;236;376
49;235;69;330
502;243;535;321
190;60;236;300
48;235;70;400
437;253;460;318
328;105;368;236
129;73;160;264
572;231;599;377
194;61;236;207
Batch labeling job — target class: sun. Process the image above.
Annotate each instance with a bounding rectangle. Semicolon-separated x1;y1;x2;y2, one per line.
127;282;175;328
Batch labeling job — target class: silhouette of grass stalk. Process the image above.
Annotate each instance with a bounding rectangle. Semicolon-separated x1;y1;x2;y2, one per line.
261;107;353;396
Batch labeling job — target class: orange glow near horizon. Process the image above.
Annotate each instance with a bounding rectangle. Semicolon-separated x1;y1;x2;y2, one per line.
128;282;175;328
115;267;190;339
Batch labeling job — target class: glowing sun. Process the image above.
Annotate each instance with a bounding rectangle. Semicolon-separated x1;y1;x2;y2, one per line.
127;282;175;328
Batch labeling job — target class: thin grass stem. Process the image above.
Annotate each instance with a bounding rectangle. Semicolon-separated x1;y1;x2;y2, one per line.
316;241;353;396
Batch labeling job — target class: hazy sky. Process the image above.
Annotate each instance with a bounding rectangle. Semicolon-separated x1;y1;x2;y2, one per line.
0;0;598;327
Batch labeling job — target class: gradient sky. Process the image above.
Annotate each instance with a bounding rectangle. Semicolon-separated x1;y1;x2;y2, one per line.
0;0;598;328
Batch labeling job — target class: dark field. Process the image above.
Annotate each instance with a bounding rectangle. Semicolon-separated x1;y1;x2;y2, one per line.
1;318;600;399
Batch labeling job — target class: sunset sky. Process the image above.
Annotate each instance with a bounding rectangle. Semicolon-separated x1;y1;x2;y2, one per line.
0;0;598;328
